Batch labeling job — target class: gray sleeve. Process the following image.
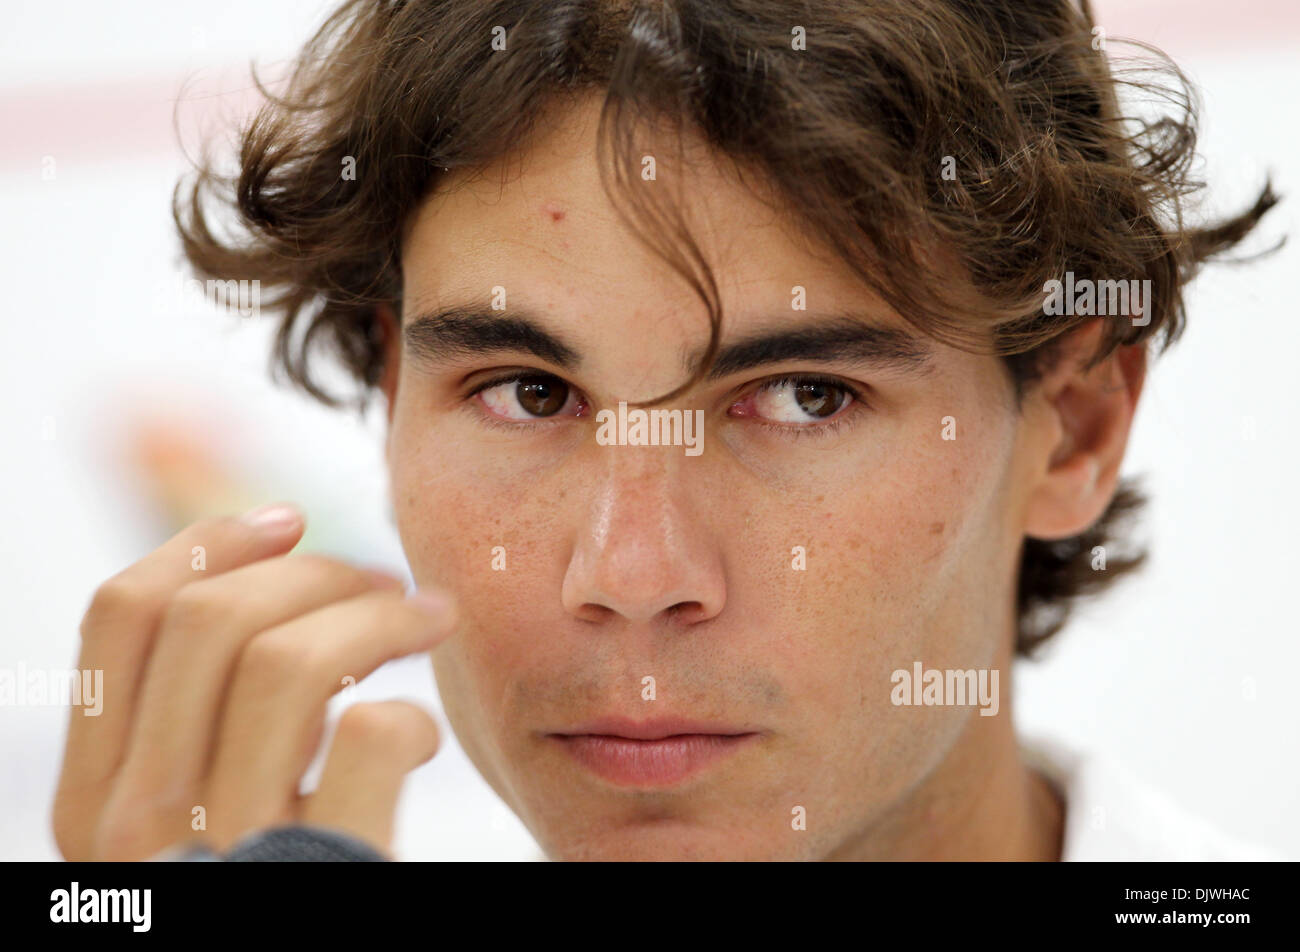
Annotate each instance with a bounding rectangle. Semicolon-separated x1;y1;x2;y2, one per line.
150;826;389;862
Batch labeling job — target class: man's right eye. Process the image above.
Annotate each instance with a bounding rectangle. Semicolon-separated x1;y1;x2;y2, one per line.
475;373;585;421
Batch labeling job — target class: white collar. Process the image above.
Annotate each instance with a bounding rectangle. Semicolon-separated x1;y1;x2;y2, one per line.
1019;734;1283;861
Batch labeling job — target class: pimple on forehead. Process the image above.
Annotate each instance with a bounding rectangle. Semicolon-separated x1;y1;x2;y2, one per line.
541;201;566;223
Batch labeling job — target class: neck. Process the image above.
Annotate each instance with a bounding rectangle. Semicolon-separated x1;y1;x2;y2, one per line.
827;651;1065;861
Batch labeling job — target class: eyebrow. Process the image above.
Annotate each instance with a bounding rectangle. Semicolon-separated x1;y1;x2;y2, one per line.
403;305;934;378
404;305;581;369
706;314;935;378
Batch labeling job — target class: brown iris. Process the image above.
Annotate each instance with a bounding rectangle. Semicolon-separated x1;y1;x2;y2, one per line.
515;375;569;416
793;381;845;418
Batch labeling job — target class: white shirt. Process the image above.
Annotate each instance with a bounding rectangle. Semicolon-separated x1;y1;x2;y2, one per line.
1020;734;1286;861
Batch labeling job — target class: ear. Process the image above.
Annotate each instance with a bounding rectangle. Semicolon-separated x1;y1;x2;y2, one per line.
1022;318;1147;541
375;302;401;428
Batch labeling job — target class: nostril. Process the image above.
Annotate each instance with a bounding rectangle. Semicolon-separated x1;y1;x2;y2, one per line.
570;600;710;626
667;601;707;624
574;602;616;624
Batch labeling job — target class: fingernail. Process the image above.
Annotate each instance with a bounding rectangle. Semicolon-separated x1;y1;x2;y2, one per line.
239;503;302;531
407;589;457;627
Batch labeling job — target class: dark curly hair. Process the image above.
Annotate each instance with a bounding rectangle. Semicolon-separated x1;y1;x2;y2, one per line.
174;0;1279;655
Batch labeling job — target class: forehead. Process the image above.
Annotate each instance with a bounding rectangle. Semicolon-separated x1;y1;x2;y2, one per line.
399;95;886;329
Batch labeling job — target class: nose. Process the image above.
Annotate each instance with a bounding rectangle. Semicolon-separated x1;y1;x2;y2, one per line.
561;451;726;627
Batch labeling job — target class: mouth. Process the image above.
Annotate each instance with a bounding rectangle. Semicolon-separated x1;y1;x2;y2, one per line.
547;717;762;788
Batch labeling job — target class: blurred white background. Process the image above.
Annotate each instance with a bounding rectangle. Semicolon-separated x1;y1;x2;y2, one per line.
0;0;1296;861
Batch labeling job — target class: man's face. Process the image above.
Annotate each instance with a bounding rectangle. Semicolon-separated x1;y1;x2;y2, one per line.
384;95;1039;860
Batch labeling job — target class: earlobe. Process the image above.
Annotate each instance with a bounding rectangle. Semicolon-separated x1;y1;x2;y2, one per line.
1022;322;1147;542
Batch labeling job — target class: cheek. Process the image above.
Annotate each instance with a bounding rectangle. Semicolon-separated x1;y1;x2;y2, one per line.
723;402;1018;825
388;388;566;586
850;430;1016;674
387;403;574;707
741;399;1017;716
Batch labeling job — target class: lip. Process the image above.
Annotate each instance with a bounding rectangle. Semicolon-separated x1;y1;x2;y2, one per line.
548;717;762;787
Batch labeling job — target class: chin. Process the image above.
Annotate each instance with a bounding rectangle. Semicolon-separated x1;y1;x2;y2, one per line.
535;818;799;862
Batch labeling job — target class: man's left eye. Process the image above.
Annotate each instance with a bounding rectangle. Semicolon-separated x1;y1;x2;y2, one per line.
731;376;856;424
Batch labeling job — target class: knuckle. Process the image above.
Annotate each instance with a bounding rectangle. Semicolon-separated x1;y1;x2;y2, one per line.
237;629;313;683
161;581;236;633
83;573;148;630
